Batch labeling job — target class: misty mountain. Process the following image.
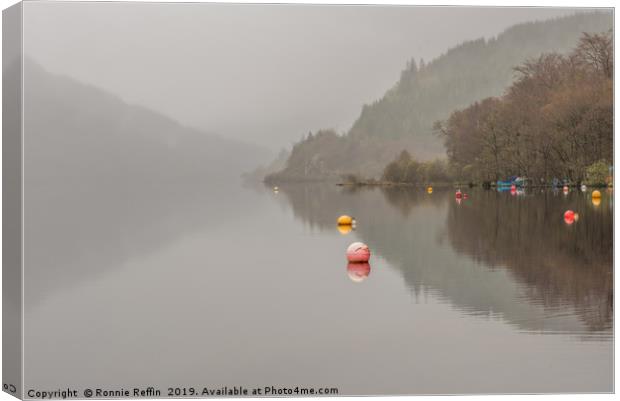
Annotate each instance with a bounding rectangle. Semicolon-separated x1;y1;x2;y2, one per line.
269;11;612;181
23;59;270;184
242;148;290;183
21;59;274;305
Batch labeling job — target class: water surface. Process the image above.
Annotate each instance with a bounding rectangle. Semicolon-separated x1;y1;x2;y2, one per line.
24;182;613;395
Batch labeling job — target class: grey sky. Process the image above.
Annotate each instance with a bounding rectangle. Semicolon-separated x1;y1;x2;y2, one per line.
23;3;578;150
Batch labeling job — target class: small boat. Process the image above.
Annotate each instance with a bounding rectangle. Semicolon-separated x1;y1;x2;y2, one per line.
496;180;513;187
496;176;526;187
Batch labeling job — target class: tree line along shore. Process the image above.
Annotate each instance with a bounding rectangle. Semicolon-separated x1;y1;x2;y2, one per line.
262;19;613;188
337;31;613;189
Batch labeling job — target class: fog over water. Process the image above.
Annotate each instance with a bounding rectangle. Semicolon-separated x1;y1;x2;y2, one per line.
24;183;613;393
16;3;613;395
24;3;577;149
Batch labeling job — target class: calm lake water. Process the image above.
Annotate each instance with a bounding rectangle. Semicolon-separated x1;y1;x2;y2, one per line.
24;181;613;395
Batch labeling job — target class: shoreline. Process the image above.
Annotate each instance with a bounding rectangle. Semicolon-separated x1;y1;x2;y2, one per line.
335;181;612;189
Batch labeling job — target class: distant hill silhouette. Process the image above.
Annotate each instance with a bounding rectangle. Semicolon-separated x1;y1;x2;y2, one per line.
20;59;270;305
23;59;270;184
268;11;612;181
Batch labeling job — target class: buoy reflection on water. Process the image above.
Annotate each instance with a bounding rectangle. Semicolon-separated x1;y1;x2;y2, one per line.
347;262;370;283
337;225;353;235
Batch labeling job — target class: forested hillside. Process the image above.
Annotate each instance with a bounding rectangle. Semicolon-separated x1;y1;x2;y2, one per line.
267;12;612;182
437;31;612;185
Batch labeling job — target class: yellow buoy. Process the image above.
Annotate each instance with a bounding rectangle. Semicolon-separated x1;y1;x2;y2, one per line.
337;215;353;225
592;190;602;199
337;225;353;235
592;197;601;207
427;186;433;194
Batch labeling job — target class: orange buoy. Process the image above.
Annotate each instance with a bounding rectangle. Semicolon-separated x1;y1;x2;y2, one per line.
592;190;602;199
337;215;353;225
427;186;433;194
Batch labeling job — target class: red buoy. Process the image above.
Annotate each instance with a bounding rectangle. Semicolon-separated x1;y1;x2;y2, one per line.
455;190;462;199
346;242;371;263
564;210;575;225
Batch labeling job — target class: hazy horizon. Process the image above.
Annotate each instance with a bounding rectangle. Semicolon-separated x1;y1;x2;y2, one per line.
23;3;593;150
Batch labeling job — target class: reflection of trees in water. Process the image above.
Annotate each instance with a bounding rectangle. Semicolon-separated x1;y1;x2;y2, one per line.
276;184;612;333
446;190;613;331
380;186;450;216
275;183;445;228
273;184;377;231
